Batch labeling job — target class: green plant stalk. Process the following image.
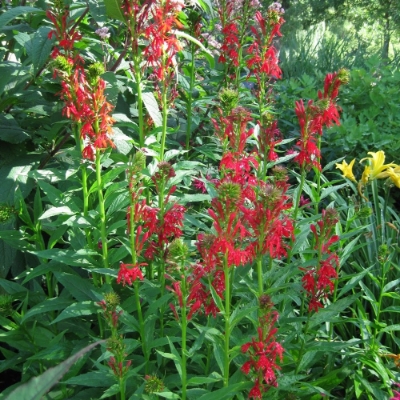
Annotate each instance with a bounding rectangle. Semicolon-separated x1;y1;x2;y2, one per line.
223;253;231;387
119;377;126;400
314;136;322;214
133;58;145;148
95;149;109;273
159;67;168;161
373;258;389;349
129;183;149;374
287;168;306;262
293;167;306;223
256;255;263;298
76;124;93;250
185;41;196;156
134;279;148;374
127;11;145;148
295;313;311;374
181;275;188;400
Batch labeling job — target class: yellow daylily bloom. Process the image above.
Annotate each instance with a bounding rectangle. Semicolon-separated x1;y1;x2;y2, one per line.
336;159;357;182
361;165;370;185
377;165;400;188
360;150;397;180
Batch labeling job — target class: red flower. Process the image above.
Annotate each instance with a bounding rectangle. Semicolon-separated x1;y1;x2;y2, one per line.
117;263;146;286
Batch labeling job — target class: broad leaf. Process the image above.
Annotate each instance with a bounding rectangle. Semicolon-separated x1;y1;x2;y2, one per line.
5;341;104;400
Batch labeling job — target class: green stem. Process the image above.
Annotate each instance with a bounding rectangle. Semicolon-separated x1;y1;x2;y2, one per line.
256;256;263;298
223;253;231;387
95;149;109;273
160;79;168;161
293;167;306;222
295;312;311;374
185;42;196;157
134;279;149;374
133;59;145;148
181;276;188;400
119;377;126;400
314;136;322;214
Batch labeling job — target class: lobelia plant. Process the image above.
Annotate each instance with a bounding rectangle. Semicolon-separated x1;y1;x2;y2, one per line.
1;1;400;399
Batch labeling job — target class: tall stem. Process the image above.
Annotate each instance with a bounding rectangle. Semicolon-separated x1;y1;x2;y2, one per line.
160;79;168;161
95;149;109;273
185;42;196;157
133;59;145;148
256;255;263;298
223;253;231;387
181;276;188;400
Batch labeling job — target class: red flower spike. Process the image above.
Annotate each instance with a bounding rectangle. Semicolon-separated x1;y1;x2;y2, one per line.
117;263;146;286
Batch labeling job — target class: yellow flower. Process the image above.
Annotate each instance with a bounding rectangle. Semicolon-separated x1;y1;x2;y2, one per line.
377;165;400;188
361;165;370;185
336;159;357;182
360;151;397;180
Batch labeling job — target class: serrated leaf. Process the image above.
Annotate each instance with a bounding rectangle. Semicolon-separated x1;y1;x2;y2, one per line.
142;92;162;127
0;6;41;30
5;341;104;400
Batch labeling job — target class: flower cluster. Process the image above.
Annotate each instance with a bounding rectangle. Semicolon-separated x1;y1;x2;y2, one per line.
241;295;284;398
301;208;340;312
48;4;115;160
118;161;186;285
293;69;349;170
97;293;132;379
247;6;285;82
143;0;184;95
336;150;400;190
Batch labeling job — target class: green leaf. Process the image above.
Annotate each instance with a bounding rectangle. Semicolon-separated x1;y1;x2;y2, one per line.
0;157;37;203
177;194;211;204
154;392;180;399
320;183;348;200
102;0;125;21
381;324;400;333
197;382;252;400
112;127;133;155
209;284;224;314
31;26;54;73
309;294;359;329
53;272;98;301
0;6;42;30
63;370;116;388
39;206;76;220
142;92;162;127
229;305;257;334
51;301;99;324
0;114;29;144
187;376;221;386
21;297;73;323
5;341;104;400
